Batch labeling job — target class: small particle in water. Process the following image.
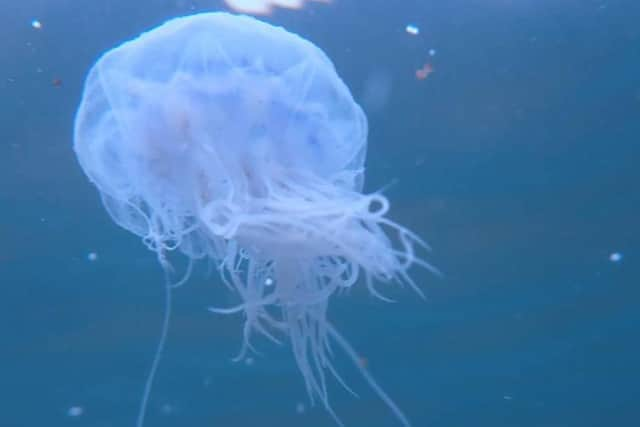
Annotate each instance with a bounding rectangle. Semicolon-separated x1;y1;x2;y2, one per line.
87;252;98;262
67;406;84;417
429;48;436;56
296;402;306;414
160;403;175;415
503;395;513;400
416;63;434;80
31;20;42;29
265;277;274;286
609;252;623;263
245;356;255;366
52;78;63;87
405;24;419;35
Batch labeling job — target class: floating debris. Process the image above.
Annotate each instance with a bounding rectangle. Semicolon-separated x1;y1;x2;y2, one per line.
87;252;98;262
609;252;623;263
405;24;419;35
31;20;42;30
429;48;436;56
416;63;434;80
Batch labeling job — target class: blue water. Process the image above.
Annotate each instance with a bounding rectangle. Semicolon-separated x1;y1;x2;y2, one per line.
2;1;639;427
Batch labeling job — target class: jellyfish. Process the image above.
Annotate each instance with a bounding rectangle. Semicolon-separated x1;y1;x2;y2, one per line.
74;12;434;427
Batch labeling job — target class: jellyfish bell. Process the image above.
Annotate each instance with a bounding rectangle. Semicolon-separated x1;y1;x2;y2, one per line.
74;12;432;427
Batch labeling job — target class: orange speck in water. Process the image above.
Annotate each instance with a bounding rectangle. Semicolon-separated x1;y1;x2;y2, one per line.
416;63;434;80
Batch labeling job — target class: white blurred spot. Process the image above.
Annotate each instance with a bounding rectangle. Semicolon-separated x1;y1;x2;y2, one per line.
503;395;513;400
609;252;622;263
67;406;83;417
225;0;272;14
224;0;330;15
429;48;436;56
31;20;42;30
265;277;274;286
87;252;98;262
245;357;255;366
296;402;306;414
273;0;305;8
405;24;419;35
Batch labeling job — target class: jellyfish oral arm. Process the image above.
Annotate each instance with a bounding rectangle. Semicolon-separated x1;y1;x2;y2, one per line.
202;175;430;426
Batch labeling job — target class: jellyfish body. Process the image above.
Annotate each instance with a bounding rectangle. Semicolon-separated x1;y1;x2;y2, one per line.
74;12;429;427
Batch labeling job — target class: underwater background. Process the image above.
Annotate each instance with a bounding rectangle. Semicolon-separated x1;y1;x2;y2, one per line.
1;1;639;426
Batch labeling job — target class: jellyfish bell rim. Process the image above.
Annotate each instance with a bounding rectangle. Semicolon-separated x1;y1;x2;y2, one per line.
73;11;369;203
